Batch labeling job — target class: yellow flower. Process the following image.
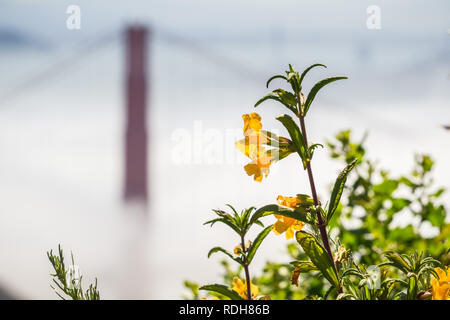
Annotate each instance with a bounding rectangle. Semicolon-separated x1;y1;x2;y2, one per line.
242;148;273;182
272;195;305;240
232;277;259;299
242;113;262;135
234;241;251;255
236;113;273;182
431;267;450;300
277;195;301;209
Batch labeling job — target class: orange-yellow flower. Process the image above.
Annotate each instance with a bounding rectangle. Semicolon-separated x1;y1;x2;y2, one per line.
277;195;302;209
232;277;259;299
242;147;273;182
234;241;251;255
272;195;305;240
431;267;450;300
236;113;273;182
242;113;262;135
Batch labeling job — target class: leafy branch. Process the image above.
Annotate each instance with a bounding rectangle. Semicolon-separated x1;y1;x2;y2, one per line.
47;244;100;300
200;206;272;300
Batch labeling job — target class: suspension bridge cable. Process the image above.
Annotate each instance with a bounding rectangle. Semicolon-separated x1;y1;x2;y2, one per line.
155;26;268;83
0;29;121;106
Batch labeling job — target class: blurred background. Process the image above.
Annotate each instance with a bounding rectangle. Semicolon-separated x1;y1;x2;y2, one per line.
0;0;448;299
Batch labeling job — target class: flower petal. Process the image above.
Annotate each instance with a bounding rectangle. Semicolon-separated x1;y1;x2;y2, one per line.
272;220;289;235
285;227;294;240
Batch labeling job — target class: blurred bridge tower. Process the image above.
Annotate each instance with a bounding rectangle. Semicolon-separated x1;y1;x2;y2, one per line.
124;25;149;207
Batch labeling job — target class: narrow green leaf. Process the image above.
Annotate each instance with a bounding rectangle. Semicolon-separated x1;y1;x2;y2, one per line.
407;275;418;300
207;247;243;265
241;207;255;227
296;231;340;288
418;266;440;279
212;209;234;222
225;204;238;215
327;158;358;223
255;92;297;114
296;194;315;207
204;217;241;235
276;114;308;169
384;251;411;274
266;148;296;162
308;143;324;160
289;261;318;272
246;225;272;264
342;268;364;279
254;220;264;228
251;204;310;226
304;76;348;114
273;89;297;107
336;293;354;300
266;74;287;88
299;64;327;87
199;284;243;300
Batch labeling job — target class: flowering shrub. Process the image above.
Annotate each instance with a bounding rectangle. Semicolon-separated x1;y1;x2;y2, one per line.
192;64;449;300
46;64;449;301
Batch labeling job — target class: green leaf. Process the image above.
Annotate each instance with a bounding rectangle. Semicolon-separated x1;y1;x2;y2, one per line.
431;188;445;198
407;275;418;300
266;74;287;88
296;194;315;207
212;209;234;221
273;89;297;107
296;231;340;288
304;76;347;114
255;92;297;114
336;293;354;300
384;251;411;274
373;179;399;196
289;261;318;272
276;114;308;169
342;268;364;278
327;159;358;223
204;217;241;235
286;65;301;93
418;266;440;279
251;204;310;225
267;148;296;162
299;64;327;88
307;143;323;160
241;207;255;229
207;247;243;265
199;284;243;300
246;225;273;264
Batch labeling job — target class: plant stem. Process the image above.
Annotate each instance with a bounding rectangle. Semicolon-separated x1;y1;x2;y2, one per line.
298;115;334;264
241;235;252;300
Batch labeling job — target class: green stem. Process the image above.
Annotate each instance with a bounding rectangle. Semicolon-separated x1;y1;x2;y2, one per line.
241;235;252;300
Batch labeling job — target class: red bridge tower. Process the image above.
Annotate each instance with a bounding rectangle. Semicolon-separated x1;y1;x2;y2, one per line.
124;26;149;205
